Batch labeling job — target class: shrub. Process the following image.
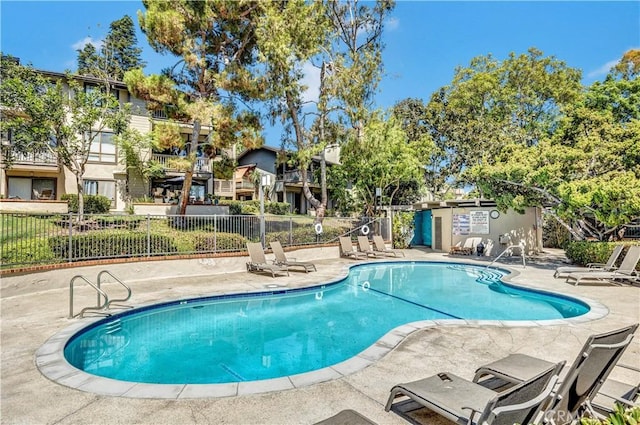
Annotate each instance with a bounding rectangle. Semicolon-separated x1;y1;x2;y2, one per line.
221;201;243;215
579;404;640;425
193;232;248;252
393;211;415;249
564;241;640;269
62;194;112;214
48;232;177;260
268;224;345;245
266;202;290;215
1;237;57;267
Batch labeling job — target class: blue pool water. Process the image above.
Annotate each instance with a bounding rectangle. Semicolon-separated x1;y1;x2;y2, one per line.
64;262;589;384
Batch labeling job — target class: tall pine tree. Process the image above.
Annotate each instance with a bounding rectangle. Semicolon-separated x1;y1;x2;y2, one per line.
76;15;145;80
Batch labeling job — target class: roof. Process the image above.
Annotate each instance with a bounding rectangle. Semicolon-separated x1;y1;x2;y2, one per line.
414;198;498;210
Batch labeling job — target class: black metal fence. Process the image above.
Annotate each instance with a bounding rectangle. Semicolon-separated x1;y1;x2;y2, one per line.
0;213;389;269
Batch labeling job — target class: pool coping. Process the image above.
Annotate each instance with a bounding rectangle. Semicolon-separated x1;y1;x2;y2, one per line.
35;260;609;399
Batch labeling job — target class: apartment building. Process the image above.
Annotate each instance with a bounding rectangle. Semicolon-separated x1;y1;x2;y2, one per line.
0;69;236;211
236;145;341;214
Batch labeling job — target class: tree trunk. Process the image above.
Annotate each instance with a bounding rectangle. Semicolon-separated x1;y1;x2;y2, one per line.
76;175;84;222
179;120;201;216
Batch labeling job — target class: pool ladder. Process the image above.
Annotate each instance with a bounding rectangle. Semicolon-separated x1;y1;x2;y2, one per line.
486;243;526;270
69;270;132;319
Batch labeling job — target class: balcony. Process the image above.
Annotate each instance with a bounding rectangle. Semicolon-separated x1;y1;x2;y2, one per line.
214;180;234;197
235;180;255;191
152;154;211;174
8;150;59;171
280;170;316;185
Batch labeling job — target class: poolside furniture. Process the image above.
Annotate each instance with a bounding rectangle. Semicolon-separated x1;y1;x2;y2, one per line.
269;240;316;273
314;409;377;425
554;244;624;278
339;237;367;260
385;361;564;425
590;362;640;417
357;236;385;258
565;246;640;286
472;323;639;423
449;245;472;255
372;235;404;257
246;242;289;278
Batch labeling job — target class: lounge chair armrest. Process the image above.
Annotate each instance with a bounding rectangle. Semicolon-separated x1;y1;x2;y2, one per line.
617;363;640;373
586;262;606;268
591;392;638;407
461;406;481;425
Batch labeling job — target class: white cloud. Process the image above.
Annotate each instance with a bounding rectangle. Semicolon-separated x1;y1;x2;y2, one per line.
72;36;103;52
301;61;321;104
586;59;619;79
386;17;399;31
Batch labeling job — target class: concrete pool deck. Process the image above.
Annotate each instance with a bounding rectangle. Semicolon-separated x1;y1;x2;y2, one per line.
1;247;639;424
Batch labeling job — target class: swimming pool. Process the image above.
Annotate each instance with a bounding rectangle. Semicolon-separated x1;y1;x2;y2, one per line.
61;262;590;386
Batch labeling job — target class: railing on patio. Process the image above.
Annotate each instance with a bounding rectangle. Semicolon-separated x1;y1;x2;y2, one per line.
0;212;390;269
13;150;58;165
151;154;211;173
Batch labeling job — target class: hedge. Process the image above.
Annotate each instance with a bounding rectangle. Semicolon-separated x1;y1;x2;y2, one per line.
48;232;178;260
61;194;112;214
193;232;248;252
267;225;346;245
564;241;640;269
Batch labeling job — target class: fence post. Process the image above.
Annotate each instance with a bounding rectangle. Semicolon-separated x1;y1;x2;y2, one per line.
146;214;151;257
67;213;73;263
289;217;293;245
214;215;217;253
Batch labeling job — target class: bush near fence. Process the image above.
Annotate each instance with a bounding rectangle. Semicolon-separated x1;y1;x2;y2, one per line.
267;225;347;246
1;213;387;269
48;232;178;260
564;241;640;270
61;194;112;214
193;232;249;252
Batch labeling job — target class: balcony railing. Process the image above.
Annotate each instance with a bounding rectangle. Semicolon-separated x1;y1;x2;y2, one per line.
152;154;211;173
236;180;255;191
281;170;314;184
12;150;58;166
214;180;234;195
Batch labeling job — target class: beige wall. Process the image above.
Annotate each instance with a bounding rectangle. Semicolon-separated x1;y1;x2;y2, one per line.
0;200;68;214
430;206;543;256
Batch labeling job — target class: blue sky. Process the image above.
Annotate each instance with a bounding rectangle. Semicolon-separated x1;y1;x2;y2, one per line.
1;1;638;143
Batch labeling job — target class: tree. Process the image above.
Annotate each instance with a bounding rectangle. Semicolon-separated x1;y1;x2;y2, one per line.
391;98;440;196
103;15;145;81
341;113;423;216
76;43;101;77
424;48;582;190
468;51;640;239
256;0;329;221
0;57;130;218
130;0;264;215
77;15;145;80
257;0;394;222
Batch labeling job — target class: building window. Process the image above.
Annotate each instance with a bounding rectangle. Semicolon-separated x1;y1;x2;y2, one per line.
84;179;116;207
7;177;56;200
88;132;116;163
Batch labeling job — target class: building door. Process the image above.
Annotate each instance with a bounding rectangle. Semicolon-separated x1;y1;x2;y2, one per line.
412;212;423;245
422;210;433;247
434;217;442;250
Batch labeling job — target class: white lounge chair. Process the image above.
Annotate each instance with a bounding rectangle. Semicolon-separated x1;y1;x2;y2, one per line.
565;246;640;286
554;244;624;278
